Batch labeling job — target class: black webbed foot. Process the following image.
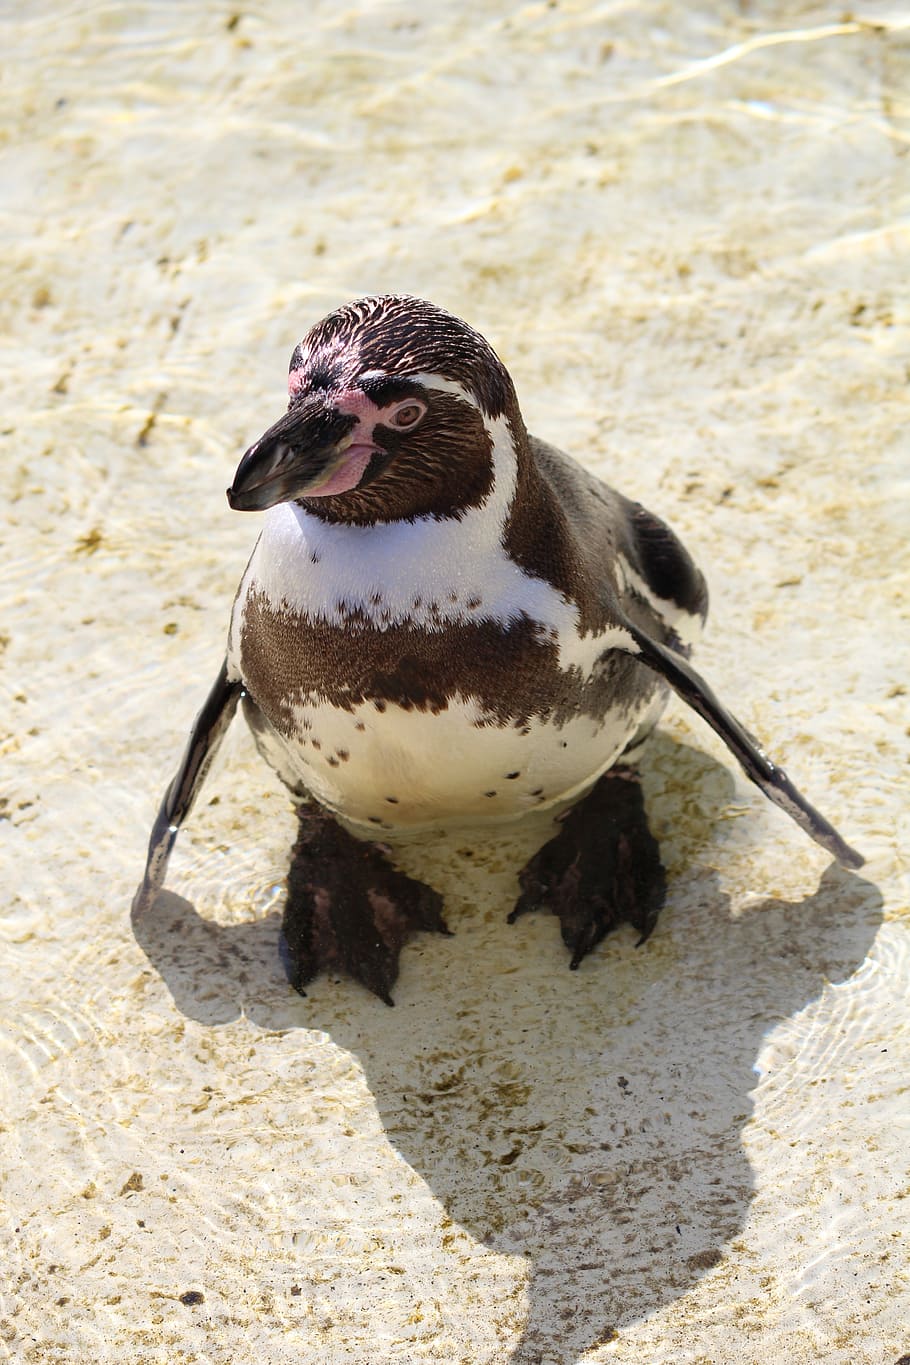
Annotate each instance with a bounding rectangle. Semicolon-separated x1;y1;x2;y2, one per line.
282;804;449;1005
509;770;666;969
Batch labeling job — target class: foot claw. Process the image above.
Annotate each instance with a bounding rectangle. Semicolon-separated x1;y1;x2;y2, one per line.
511;771;666;970
282;806;449;1002
507;889;543;923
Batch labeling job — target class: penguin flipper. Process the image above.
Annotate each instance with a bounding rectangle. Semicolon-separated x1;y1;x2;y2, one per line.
133;660;243;914
619;621;864;870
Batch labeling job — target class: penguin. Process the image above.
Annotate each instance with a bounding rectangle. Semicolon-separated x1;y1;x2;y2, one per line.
134;294;863;1003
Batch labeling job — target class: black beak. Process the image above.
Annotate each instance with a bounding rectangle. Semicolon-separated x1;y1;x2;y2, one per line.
227;399;357;511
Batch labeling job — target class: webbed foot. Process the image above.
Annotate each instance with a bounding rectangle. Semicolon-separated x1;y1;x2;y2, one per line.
509;770;666;969
282;805;449;1005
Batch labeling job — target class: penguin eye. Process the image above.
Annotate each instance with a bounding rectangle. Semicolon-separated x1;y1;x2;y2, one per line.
386;399;426;431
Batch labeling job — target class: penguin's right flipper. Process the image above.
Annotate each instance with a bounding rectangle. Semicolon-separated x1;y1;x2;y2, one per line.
133;659;242;914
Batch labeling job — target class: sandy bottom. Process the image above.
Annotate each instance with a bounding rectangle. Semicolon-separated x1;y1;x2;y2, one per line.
1;3;908;1362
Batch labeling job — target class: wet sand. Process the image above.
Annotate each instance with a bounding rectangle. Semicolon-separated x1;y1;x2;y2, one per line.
1;4;908;1361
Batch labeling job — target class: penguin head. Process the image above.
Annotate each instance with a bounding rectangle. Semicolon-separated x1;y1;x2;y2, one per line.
227;295;522;523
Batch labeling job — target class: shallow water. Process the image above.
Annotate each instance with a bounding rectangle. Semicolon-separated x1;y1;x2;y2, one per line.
1;3;909;1362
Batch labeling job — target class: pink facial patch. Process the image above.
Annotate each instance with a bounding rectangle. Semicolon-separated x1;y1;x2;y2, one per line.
334;388;383;421
288;369;307;396
306;443;375;497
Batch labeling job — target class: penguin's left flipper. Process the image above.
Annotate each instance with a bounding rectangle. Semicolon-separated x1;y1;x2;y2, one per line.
510;770;666;967
620;621;865;870
132;660;243;915
282;804;450;1006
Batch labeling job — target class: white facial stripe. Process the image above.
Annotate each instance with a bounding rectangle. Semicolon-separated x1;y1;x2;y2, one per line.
409;373;478;404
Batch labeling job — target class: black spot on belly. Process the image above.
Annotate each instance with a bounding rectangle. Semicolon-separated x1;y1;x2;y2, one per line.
385;797;399;805
505;771;520;779
327;756;339;767
484;790;497;798
355;721;366;732
336;749;349;761
311;739;321;751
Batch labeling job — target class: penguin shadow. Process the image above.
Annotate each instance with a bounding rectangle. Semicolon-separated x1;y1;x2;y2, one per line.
132;737;883;1363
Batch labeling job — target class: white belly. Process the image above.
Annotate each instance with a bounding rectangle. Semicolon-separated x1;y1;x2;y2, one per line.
246;687;667;833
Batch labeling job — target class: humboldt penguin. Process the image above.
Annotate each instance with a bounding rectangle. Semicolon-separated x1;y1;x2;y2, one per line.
134;294;863;1003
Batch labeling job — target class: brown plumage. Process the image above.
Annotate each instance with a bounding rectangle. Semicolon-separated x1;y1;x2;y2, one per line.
135;294;863;1003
